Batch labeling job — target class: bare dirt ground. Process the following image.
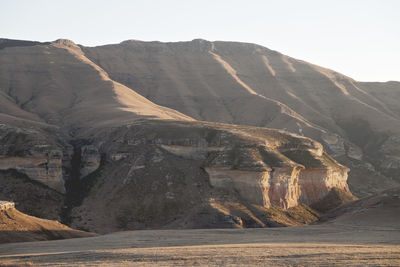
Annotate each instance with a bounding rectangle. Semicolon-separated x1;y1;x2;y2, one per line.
0;224;399;266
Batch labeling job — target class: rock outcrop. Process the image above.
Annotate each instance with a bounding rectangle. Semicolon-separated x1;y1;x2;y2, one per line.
0;124;65;193
0;153;64;193
0;38;363;232
152;126;349;210
114;124;348;210
203;138;349;209
83;39;400;196
0;201;94;244
80;145;101;179
64;120;351;233
0;201;14;211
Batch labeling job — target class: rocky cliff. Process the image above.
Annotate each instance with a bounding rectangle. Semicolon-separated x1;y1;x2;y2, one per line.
0;123;65;192
0;38;367;232
66;120;350;232
0;201;14;211
202;137;349;209
83;39;400;197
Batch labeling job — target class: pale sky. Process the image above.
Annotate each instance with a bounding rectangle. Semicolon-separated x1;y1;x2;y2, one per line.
1;0;399;82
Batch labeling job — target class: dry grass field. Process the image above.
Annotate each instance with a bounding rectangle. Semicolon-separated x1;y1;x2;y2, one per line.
1;224;399;266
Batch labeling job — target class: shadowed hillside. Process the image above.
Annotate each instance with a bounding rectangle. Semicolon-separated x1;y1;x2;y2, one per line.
0;201;94;244
82;39;400;196
0;38;398;234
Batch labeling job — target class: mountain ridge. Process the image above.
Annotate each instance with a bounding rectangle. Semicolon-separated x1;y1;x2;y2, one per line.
0;37;398;233
78;38;400;196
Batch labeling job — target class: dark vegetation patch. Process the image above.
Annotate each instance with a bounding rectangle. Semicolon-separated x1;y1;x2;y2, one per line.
112;154;211;230
336;118;396;178
264;204;320;226
337;118;387;152
228;144;241;169
258;147;283;167
311;188;357;214
282;150;322;168
208;201;321;229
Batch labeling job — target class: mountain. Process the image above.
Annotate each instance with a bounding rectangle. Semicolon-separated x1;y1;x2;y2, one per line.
82;39;400;196
0;37;398;233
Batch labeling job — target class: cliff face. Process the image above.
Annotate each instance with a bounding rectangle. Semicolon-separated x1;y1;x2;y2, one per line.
299;168;349;205
79;145;101;179
64;121;350;233
0;124;104;194
0;124;66;193
83;39;400;197
125;121;349;210
201;135;348;210
0;201;14;211
0;38;356;232
0;154;64;193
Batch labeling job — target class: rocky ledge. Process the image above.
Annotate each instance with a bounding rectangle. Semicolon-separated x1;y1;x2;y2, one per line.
92;121;350;210
0;201;15;211
155;126;349;209
0;120;352;231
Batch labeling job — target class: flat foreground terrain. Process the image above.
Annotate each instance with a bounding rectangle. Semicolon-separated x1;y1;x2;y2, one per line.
1;224;399;266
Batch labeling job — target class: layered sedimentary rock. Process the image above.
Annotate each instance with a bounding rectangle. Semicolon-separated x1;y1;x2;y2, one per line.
91;121;350;212
0;38;358;231
299;168;349;205
63;121;352;232
80;145;101;179
268;167;303;209
206;168;271;206
204;143;348;209
83;39;400;196
0;124;66;193
0;125;103;193
0;153;64;193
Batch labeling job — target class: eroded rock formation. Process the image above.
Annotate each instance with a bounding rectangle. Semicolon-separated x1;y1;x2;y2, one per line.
93;121;350;211
0;201;15;211
80;145;101;179
0;38;364;232
0;153;64;193
0;124;66;193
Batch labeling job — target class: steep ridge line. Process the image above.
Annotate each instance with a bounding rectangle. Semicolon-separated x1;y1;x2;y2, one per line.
58;38;400;197
208;48;326;133
0;38;374;233
252;51;336;123
350;81;399;119
309;64;398;121
51;39;194;122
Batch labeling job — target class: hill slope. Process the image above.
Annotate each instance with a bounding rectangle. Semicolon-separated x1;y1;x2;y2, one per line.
82;39;400;196
0;38;354;233
0;38;192;132
319;187;400;228
0;201;93;244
